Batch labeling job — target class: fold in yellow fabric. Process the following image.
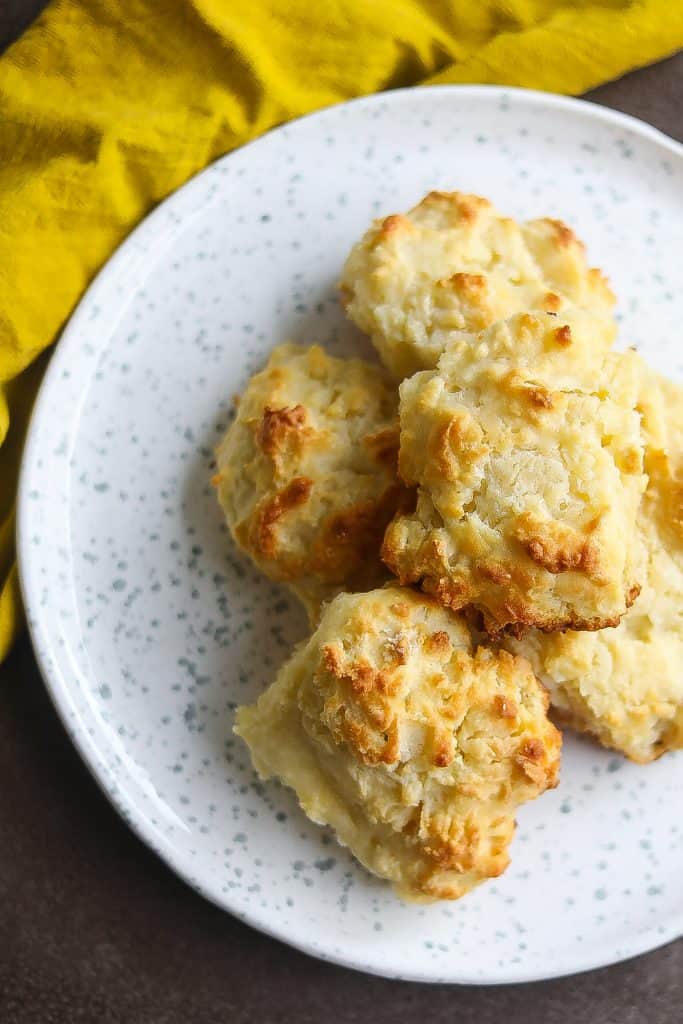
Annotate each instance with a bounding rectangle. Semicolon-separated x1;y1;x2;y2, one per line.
1;0;682;662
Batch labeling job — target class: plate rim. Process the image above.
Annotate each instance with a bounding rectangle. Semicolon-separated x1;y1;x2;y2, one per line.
16;84;683;985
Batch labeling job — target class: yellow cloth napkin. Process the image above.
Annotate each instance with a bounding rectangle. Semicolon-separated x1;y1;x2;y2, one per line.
1;0;682;663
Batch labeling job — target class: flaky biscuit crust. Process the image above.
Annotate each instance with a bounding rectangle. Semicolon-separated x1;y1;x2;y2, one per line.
340;190;615;379
382;312;646;636
507;370;683;763
213;343;402;620
236;586;561;901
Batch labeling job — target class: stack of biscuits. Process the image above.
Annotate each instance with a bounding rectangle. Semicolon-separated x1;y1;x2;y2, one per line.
212;192;683;902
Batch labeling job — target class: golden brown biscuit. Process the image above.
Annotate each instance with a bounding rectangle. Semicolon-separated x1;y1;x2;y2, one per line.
212;343;402;621
506;370;683;762
382;312;646;636
235;585;561;902
340;191;615;379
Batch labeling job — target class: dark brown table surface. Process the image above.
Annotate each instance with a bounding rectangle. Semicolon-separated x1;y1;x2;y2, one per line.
2;6;682;1021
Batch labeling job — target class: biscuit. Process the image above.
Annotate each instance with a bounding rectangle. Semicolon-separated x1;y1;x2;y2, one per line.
382;312;646;636
235;586;561;901
506;370;683;762
340;191;616;379
213;343;402;621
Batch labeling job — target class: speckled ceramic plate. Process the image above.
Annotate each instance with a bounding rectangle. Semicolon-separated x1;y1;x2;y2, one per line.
18;87;683;984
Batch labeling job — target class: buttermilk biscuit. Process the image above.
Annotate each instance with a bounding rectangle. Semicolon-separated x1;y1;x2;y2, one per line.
235;586;561;901
382;312;646;637
213;344;401;621
506;371;683;763
340;190;615;379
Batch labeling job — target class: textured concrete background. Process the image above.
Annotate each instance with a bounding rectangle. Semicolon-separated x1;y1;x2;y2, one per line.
1;6;681;1021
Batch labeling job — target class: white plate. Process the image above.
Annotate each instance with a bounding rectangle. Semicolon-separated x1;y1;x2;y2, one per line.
18;86;683;984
